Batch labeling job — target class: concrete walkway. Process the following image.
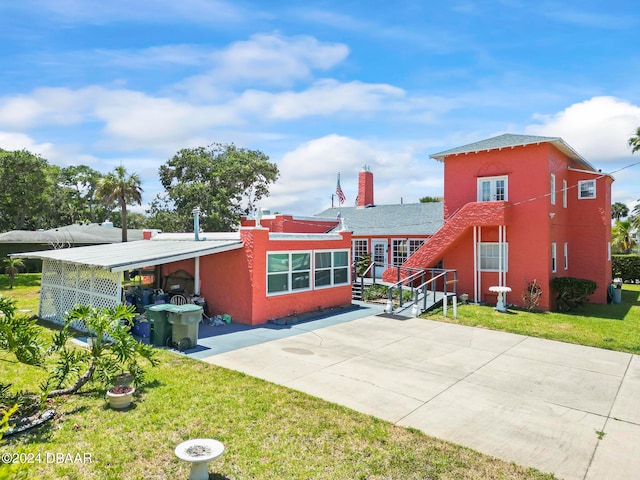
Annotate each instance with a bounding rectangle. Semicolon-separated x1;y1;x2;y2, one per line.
197;313;640;480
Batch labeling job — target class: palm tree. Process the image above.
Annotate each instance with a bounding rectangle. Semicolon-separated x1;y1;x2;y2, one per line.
3;257;25;289
96;166;143;242
629;126;640;154
612;202;629;221
612;219;636;254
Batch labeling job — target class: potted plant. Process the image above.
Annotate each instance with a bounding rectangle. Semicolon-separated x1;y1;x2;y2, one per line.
106;384;136;409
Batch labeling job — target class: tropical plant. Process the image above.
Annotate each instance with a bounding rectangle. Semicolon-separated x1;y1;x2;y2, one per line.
612;219;637;254
43;304;157;397
2;257;25;289
96;165;143;242
611;202;629;221
0;295;43;365
629;126;640;154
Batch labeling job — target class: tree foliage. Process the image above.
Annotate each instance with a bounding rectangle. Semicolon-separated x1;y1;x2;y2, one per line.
611;202;629;221
629;126;640;154
96;166;143;241
612;219;637;254
154;143;279;232
0;149;55;231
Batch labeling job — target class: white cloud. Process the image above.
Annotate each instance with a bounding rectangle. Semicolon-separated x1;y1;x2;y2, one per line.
237;79;405;120
265;134;439;215
176;33;350;97
0;131;55;157
526;96;640;161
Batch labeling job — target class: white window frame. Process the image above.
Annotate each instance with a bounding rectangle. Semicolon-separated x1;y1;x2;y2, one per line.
578;180;596;199
563;242;568;270
550;174;556;205
562;179;567;208
352;239;368;265
266;251;312;296
477;175;508;202
478;242;508;272
314;249;351;289
551;242;557;273
391;238;425;266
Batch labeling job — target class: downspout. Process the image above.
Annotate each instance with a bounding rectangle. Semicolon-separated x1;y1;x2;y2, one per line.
194;257;200;295
193;206;202;294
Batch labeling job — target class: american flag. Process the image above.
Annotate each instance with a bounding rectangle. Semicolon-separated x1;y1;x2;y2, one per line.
336;173;346;204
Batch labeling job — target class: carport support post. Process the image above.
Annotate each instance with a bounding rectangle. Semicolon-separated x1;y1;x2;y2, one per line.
194;257;201;295
443;294;447;318
452;295;457;319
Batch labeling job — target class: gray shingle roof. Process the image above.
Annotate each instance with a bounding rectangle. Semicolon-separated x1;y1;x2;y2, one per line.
315;203;444;236
430;133;595;170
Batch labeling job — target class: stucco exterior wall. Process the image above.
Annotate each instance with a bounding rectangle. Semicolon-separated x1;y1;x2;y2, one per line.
161;228;352;325
409;141;612;310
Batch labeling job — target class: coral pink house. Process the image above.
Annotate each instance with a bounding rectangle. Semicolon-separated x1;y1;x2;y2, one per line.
386;134;613;310
160;227;353;325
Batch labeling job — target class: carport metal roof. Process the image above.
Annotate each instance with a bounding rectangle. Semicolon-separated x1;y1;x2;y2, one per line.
10;236;244;272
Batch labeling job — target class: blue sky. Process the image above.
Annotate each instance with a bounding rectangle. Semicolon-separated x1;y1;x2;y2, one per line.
1;0;639;218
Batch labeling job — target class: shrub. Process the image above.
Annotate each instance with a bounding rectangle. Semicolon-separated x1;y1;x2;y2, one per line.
521;279;543;311
363;284;388;301
612;255;640;282
551;277;597;312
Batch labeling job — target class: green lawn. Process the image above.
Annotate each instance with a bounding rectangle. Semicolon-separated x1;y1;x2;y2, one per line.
425;284;640;354
9;274;637;479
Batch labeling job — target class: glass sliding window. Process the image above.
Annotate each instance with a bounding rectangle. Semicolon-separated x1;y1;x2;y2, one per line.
315;250;350;288
267;252;311;294
551;243;557;273
478;243;508;271
550;174;556;205
564;242;568;270
562;180;567;208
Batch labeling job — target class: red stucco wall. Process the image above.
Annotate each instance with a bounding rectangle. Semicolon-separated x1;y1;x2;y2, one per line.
161;228;352;325
403;142;611;310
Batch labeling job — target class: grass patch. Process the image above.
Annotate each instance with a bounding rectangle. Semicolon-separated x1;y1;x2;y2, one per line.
426;284;640;353
1;278;557;479
1;336;557;480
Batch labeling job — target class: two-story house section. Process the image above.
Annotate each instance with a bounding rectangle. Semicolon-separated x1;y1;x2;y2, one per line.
390;134;613;311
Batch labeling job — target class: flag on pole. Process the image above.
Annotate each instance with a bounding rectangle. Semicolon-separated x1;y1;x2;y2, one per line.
336;173;346;204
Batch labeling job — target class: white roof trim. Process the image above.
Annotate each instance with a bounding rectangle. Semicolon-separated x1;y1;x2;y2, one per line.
10;239;244;272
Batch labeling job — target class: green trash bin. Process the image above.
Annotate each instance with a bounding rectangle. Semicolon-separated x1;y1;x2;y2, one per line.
166;304;203;351
145;304;173;347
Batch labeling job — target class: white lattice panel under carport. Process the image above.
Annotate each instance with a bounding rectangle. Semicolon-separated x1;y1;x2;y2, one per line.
39;259;122;331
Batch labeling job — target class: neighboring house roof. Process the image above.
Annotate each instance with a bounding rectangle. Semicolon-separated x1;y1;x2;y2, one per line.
315;203;444;236
0;223;151;244
10;233;243;272
430;133;596;171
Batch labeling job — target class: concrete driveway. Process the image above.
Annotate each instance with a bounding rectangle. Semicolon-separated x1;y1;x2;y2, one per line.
201;315;640;480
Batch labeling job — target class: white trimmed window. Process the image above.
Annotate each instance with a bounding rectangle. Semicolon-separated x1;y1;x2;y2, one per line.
315;250;350;288
267;252;311;295
478;176;508;202
564;242;568;270
550;174;556;205
392;239;425;266
578;180;596;199
352;239;368;265
562;180;567;208
478;242;508;271
551;243;557;273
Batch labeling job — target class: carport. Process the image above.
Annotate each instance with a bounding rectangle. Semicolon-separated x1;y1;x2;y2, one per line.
11;234;243;332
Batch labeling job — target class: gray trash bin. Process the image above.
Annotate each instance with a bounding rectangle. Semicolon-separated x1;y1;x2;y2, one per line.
166;304;203;351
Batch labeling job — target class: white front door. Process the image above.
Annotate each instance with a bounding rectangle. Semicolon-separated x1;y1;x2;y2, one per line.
371;239;387;278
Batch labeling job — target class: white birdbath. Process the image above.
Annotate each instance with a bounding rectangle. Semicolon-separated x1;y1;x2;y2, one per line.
488;286;511;312
175;438;224;480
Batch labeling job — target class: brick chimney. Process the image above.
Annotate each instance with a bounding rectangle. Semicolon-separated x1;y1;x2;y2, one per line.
357;166;374;208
